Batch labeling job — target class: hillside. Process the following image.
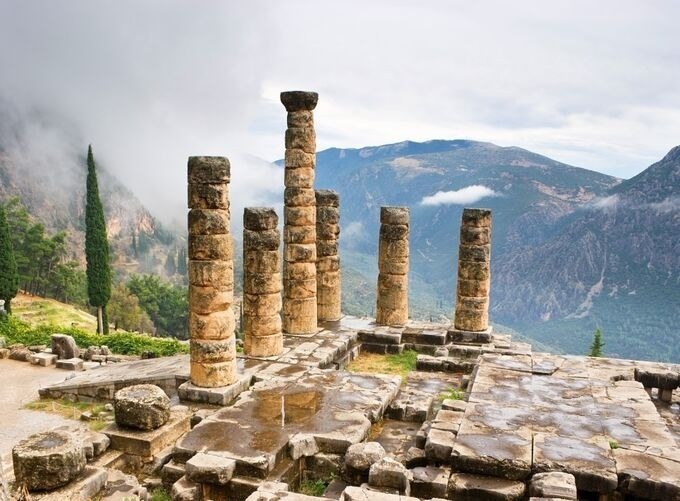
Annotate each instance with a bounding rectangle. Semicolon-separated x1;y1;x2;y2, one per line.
0;111;184;275
12;292;99;331
310;140;679;362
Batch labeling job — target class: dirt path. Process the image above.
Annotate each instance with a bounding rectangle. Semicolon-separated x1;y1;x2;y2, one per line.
0;359;88;461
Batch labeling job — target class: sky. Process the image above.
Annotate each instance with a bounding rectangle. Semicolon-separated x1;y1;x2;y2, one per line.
1;0;679;223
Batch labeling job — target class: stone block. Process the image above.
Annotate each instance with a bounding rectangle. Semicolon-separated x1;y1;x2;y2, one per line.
448;472;525;501
281;90;318;112
0;348;8;359
284;224;317;244
380;206;409;225
12;430;86;491
460;225;491;245
189;310;235;340
30;352;58;366
185;452;236;485
285;166;315;187
285;127;316;153
448;327;492;344
244;333;283;358
56;357;84;371
425;428;457;461
188;285;233;315
188;208;229;235
529;472;577;500
244;207;278;230
368;456;412;494
114;384;171;430
344;441;386;482
190;338;235;364
410;466;450;499
178;374;251;406
358;330;402;345
188;259;233;287
288;433;319;460
51;333;80;359
284;187;317;207
284;149;316;169
188;156;230;184
104;407;190;457
188;182;229;210
287;110;314;128
171;475;200;501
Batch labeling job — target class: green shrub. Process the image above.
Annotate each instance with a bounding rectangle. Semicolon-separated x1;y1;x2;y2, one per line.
0;316;187;356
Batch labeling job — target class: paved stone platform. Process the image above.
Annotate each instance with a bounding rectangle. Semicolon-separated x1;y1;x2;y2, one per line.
438;352;680;497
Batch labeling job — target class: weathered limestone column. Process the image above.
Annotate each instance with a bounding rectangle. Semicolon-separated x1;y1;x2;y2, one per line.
454;208;492;332
376;207;409;326
316;190;341;321
187;156;236;388
243;208;283;357
281;91;319;334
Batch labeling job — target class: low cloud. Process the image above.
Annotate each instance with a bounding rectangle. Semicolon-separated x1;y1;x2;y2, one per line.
648;196;680;213
588;195;619;210
421;185;499;206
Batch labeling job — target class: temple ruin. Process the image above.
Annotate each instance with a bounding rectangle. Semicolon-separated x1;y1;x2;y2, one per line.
3;90;679;501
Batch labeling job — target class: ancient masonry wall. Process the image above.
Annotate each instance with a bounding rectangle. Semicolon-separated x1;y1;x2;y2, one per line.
376;207;409;326
454;208;492;332
281;91;319;334
316;190;341;321
187;156;237;387
243;208;283;357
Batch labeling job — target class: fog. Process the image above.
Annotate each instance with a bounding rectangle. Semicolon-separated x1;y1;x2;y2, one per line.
1;0;679;224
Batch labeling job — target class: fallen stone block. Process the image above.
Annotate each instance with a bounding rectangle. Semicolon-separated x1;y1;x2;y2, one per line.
448;472;525;501
171;475;199;501
56;357;84;371
344;441;385;484
368;456;412;494
12;430;86;491
39;466;108;501
424;428;456;462
441;399;467;412
161;459;186;486
30;352;58;366
185;452;236;485
410;465;450;499
341;485;420;500
9;346;33;361
289;433;319;459
614;447;680;501
51;333;80;359
0;348;8;359
100;469;148;500
114;384;171;430
529;471;577;500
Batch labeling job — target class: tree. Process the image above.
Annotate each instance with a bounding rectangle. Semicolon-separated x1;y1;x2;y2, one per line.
108;283;155;333
0;206;19;314
589;327;604;357
127;274;188;339
176;246;187;276
85;145;112;334
164;250;176;276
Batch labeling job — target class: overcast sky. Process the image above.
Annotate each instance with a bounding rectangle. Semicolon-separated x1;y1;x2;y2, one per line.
1;0;679;222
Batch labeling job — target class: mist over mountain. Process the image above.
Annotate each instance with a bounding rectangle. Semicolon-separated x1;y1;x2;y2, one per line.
312;140;679;362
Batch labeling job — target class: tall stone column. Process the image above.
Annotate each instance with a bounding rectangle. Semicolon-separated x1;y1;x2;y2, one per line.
316;190;341;321
281;91;319;334
187;156;236;388
243;208;283;357
454;208;492;332
376;207;409;326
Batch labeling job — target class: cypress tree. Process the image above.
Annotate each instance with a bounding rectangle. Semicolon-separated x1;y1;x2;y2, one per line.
0;206;19;314
85;145;112;333
589;327;604;357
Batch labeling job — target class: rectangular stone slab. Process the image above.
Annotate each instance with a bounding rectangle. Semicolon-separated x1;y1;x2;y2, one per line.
104;408;190;457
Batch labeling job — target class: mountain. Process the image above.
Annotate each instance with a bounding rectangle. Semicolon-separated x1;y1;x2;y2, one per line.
312;140;679;362
0;143;182;280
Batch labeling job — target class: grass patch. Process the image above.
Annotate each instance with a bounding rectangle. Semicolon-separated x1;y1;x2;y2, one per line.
298;478;330;497
24;397;113;431
441;388;464;400
367;419;386;441
609;440;619;450
348;350;417;379
0;315;187;356
150;487;172;501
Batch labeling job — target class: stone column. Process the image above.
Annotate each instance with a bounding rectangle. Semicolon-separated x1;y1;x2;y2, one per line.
281;91;319;334
454;208;492;332
316;190;341;321
187;156;236;388
376;207;409;326
243;208;283;357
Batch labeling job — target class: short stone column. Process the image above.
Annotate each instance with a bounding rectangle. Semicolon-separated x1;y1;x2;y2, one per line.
243;208;283;357
454;208;492;332
187;156;236;388
316;190;341;321
376;207;409;326
281;91;319;334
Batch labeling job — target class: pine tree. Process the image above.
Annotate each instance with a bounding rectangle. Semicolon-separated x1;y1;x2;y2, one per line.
0;206;19;314
589;327;604;357
164;249;177;276
85;145;112;334
176;247;187;276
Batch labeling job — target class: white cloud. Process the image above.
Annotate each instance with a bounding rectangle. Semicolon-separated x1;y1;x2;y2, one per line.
648;196;680;213
421;185;499;206
588;195;619;210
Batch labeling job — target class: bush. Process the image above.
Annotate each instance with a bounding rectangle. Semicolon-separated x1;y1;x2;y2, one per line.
0;316;187;357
